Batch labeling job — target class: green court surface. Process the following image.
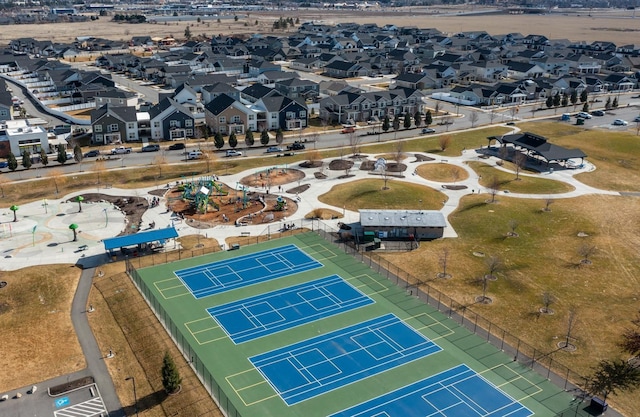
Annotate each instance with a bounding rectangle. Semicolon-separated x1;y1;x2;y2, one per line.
130;232;583;417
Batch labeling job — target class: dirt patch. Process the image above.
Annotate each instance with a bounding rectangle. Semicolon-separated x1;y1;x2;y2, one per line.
299;160;324;169
78;194;149;236
50;376;95;396
287;184;310;194
360;160;375;171
441;185;468;190
414;154;436;162
314;172;328;179
328;159;354;171
239;168;305;189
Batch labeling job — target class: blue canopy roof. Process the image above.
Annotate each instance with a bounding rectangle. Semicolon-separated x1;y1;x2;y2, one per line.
103;227;178;251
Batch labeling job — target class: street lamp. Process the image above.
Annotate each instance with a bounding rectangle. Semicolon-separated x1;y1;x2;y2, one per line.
125;376;138;417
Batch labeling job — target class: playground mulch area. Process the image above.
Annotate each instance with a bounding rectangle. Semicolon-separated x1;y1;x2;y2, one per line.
165;184;299;229
239;168;305;189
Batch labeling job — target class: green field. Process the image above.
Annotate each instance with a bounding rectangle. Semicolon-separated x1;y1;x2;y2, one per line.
130;232;589;417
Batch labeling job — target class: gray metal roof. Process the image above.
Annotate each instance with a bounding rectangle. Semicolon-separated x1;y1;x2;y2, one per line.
359;210;447;228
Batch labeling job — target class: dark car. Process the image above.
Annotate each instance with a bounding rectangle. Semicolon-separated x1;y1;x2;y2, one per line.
287;142;305;151
141;144;160;152
0;161;8;168
83;150;100;158
421;128;435;134
592;110;605;116
168;143;186;151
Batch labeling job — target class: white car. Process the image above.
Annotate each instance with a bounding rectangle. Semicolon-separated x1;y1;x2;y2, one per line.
225;150;243;157
612;119;628;126
576;112;592;119
188;150;203;159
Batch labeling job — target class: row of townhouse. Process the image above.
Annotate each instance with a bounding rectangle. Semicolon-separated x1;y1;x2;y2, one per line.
90;98;195;145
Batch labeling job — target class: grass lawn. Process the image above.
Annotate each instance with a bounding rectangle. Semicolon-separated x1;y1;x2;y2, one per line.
517;121;640;192
467;161;575;194
415;163;470;183
359;126;511;157
0;265;85;392
318;178;446;211
380;194;640;416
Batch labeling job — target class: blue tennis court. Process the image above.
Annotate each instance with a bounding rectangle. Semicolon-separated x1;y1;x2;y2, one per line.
174;244;321;298
329;364;532;417
208;275;374;344
249;314;442;405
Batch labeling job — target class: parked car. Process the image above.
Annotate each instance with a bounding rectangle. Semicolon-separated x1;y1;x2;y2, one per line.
341;126;355;134
225;150;243;157
141;144;160;152
0;161;8;168
287;142;305;151
612;119;628;126
188;150;203;159
576;112;592;119
266;146;283;153
421;128;436;134
110;146;132;155
83;150;100;158
168;142;185;151
592;110;605;116
634;116;640;122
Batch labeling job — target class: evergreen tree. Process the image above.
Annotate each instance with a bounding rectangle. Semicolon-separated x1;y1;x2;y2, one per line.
605;96;612;110
245;130;254;147
582;102;589;113
424;110;433;127
73;144;83;163
413;111;422;127
403;113;412;129
561;93;569;107
56;145;68;164
382;115;390;132
214;132;224;149
392;114;400;131
580;89;588;103
7;152;18;171
184;26;192;40
612;97;619;108
570;90;578;107
545;95;553;109
260;129;270;146
21;150;31;170
40;148;48;167
228;131;237;149
161;351;182;394
275;128;284;144
552;92;561;107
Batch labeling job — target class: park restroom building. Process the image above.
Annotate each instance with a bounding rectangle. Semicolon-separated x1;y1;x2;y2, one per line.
359;209;446;241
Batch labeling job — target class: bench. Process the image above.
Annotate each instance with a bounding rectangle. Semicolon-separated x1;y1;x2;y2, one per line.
240;231;251;236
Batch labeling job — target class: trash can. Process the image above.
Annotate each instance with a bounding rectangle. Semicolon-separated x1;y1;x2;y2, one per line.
576;118;584;125
589;397;607;414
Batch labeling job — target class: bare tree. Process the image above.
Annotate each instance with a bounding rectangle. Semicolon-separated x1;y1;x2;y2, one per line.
484;255;502;280
437;247;451;278
541;291;556;314
507;219;519;237
307;149;322;167
48;168;66;194
620;310;640;358
0;175;10;198
394;140;405;164
348;131;361;157
152;154;168;179
489;109;497;125
443;114;453;131
509;105;518;122
434;102;441;116
514;152;527;180
438;135;451;151
469;111;479;128
543;197;554;212
93;159;106;188
488;176;500;203
560;308;578;349
578;244;597;265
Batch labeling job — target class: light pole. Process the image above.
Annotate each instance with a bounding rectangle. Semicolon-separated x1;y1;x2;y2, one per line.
125;376;138;417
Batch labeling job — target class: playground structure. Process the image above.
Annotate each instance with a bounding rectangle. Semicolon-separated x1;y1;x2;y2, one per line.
180;176;228;214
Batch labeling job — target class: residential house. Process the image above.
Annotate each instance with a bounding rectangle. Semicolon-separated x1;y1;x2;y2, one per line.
148;98;195;141
255;94;308;131
90;104;139;144
274;78;320;100
204;93;258;135
93;87;138;108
